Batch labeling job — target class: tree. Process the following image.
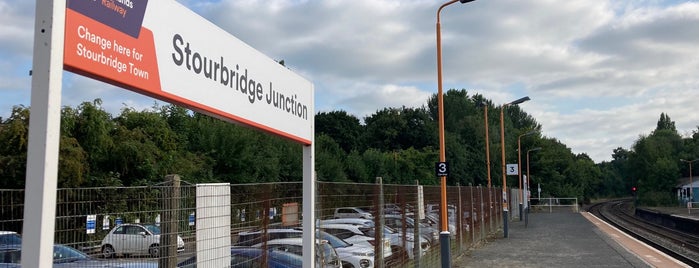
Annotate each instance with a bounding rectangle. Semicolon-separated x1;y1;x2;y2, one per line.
315;111;363;153
0;106;30;188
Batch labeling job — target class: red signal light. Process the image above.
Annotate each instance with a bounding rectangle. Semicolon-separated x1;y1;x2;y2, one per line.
632;186;637;192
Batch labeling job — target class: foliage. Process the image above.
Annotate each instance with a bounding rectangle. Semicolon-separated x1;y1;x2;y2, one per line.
3;95;695;206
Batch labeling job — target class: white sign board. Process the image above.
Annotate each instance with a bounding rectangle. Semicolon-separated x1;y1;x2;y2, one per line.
506;164;518;175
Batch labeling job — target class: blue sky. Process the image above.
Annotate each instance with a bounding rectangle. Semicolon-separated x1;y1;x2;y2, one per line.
2;0;699;163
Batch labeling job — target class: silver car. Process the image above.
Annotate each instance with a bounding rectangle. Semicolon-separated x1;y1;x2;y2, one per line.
101;223;184;258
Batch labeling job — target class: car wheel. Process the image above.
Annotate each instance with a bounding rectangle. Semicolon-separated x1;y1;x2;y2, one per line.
341;261;354;268
149;244;160;258
101;245;115;258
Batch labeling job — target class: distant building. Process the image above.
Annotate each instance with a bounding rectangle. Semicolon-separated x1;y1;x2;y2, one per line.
675;177;699;204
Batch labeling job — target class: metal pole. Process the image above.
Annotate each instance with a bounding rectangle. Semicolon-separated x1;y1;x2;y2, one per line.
22;1;65;267
458;184;463;252
517;135;523;221
414;180;421;268
375;177;385;268
500;106;509;238
485;106;492;188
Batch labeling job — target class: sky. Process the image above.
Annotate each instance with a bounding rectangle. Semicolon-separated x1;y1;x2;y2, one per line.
1;0;698;163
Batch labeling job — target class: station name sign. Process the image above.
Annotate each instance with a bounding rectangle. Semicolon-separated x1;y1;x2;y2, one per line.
64;0;313;144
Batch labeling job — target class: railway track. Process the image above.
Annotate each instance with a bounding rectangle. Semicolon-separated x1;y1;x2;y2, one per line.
588;199;699;267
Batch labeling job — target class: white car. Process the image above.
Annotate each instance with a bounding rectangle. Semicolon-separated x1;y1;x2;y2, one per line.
101;223;184;258
252;238;341;268
318;223;392;259
240;227;377;268
317;231;376;268
383;214;440;246
321;218;430;259
333;207;374;219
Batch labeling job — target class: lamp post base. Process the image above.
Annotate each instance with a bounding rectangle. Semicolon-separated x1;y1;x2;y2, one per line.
503;211;508;238
440;232;451;268
525;207;529;227
519;203;523;221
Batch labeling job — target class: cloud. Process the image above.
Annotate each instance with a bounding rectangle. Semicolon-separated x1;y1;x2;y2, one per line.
2;0;699;163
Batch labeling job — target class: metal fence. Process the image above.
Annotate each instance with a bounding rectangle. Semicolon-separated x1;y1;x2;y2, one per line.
1;178;504;267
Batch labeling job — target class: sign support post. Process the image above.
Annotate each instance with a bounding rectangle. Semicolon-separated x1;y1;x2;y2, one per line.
22;1;66;267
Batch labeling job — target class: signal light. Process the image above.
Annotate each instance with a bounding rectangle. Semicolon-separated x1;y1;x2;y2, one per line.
632;186;637;192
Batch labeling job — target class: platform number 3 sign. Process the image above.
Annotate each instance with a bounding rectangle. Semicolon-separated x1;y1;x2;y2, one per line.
506;164;518;175
435;162;449;177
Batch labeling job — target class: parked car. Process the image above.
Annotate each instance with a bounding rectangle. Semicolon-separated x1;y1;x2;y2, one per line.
333;207;373;219
317;223;392;259
321;218;429;259
252;238;341;268
0;243;158;267
101;223;185;258
236;228;303;247
317;231;375;268
238;227;377;268
0;232;21;246
421;214;456;236
383;214;439;245
177;247;302;268
320;218;374;227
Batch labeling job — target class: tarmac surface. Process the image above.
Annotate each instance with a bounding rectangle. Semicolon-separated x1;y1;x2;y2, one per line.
451;212;659;268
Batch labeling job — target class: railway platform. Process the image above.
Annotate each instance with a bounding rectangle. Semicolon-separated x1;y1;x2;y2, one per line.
639;205;699;221
452;211;690;267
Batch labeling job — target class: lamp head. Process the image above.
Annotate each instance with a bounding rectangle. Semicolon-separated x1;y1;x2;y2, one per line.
530;147;542;152
459;0;476;3
510;96;531;105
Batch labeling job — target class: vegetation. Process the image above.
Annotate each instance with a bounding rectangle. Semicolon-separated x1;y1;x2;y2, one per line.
0;91;697;205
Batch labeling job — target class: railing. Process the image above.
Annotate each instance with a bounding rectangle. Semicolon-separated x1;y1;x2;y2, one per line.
529;197;579;213
0;179;503;267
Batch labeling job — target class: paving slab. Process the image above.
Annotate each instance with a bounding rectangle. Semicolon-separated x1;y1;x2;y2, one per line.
452;212;651;267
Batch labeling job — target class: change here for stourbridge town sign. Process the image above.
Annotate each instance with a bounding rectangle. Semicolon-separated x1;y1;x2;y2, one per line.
64;0;314;144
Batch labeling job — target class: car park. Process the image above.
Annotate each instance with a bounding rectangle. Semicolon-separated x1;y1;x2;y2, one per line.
252;238;341;268
333;207;373;219
101;223;185;258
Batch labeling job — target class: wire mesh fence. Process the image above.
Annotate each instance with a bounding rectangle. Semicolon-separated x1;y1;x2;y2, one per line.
1;178;504;267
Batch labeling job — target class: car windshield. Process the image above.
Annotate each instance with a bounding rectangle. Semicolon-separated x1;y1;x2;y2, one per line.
145;224;161;235
52;245;89;263
0;234;21;245
317;231;351;249
355;207;369;213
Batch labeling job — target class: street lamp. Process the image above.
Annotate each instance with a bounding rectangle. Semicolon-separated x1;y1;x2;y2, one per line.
517;130;537;221
477;102;492;188
680;158;699;207
500;96;530;238
436;0;475;266
525;147;541;227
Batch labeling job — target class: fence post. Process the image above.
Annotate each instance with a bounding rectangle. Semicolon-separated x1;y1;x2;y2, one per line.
488;185;497;233
414;180;421;268
457;184;463;252
374;177;384;268
479;186;485;243
160;174;180;268
469;185;475;247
